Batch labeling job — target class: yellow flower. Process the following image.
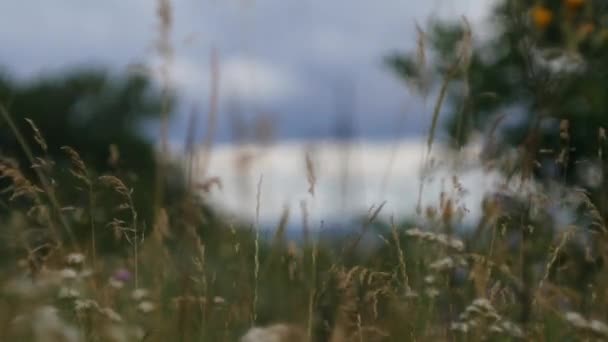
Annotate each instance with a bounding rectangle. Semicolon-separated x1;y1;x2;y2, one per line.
532;6;553;29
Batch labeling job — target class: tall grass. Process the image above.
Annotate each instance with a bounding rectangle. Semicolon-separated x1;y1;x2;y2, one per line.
1;2;608;342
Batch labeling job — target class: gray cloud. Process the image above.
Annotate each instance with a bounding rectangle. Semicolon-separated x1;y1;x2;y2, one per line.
0;0;495;143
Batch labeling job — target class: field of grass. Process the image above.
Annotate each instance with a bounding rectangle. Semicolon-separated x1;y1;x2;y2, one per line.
2;0;608;341
1;78;606;342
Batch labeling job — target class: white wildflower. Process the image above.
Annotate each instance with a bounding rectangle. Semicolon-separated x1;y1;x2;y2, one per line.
467;319;480;328
471;298;492;310
425;288;440;298
589;320;608;337
499;320;524;338
450;322;469;333
60;268;78;280
65;253;85;265
213;296;226;304
131;288;149;301
565;312;588;330
564;312;608;337
138;301;156;313
109;277;124;289
75;299;98;311
58;286;80;299
429;257;455;271
449;239;465;251
489;324;504;334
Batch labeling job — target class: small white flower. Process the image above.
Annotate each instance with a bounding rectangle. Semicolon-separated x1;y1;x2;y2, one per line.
467;319;480;327
449;239;465;251
60;268;78;280
137;301;156;313
75;299;98;311
450;322;469;333
429;257;455;271
499;320;524;338
589;320;608;337
425;288;440;298
213;296;226;304
131;288;149;301
565;312;588;330
58;287;80;299
65;253;85;265
472;298;495;313
108;277;124;289
489;324;504;334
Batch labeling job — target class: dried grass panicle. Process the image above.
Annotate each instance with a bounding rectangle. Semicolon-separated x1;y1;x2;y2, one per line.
156;0;173;57
24;118;48;152
404;227;465;251
305;150;317;196
451;298;524;339
391;219;410;291
99;175;131;198
456;16;473;72
582;192;606;233
407;23;431;97
0;158;44;201
74;298;123;323
428;256;466;272
564;312;608;338
61;146;90;184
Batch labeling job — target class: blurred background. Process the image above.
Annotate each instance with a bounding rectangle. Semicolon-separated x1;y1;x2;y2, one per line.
0;0;495;231
4;1;608;340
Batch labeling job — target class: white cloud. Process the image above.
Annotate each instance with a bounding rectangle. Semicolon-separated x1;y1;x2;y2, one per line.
221;57;299;103
0;0;498;141
195;140;501;228
163;55;299;105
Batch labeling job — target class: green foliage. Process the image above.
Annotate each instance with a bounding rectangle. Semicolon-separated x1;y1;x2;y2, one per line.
389;0;608;152
0;68;180;230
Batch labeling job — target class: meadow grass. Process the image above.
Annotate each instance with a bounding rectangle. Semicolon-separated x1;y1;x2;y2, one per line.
1;1;608;341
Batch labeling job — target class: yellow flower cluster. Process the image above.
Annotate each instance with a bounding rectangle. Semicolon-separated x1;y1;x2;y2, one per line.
532;5;553;29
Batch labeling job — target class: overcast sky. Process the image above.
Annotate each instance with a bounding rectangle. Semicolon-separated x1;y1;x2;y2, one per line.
1;0;495;144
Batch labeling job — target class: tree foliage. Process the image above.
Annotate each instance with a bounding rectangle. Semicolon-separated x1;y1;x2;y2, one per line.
389;0;608;189
0;68;180;236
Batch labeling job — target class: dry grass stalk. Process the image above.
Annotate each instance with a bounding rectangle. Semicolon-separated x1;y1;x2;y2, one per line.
198;48;220;179
99;175;139;288
305;151;316;196
61;146;97;266
253;174;263;324
390;217;410;292
153;0;174;232
0;105;77;248
24;118;48;153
